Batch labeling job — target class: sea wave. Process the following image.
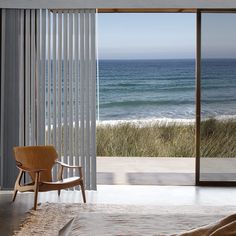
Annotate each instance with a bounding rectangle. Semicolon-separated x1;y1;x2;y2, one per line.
97;118;195;127
202;114;236;121
97;115;236;127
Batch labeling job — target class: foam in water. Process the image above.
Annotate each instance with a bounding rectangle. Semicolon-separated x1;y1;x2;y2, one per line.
97;115;236;128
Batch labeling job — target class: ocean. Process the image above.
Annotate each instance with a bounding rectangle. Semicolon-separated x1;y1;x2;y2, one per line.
98;59;236;121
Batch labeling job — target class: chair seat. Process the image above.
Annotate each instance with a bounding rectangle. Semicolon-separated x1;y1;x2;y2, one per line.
39;177;83;191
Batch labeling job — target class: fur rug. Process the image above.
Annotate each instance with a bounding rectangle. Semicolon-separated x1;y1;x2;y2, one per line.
14;203;236;236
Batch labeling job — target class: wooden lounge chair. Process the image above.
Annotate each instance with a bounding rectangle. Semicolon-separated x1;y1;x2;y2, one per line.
12;145;86;210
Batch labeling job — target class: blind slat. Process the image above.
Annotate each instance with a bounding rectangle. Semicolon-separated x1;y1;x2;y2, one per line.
84;10;90;188
39;9;46;145
74;12;79;174
25;10;30;145
79;10;85;176
63;13;68;178
19;9;25;146
90;10;97;190
31;10;36;145
52;12;57;180
58;12;62;159
47;10;51;144
36;9;41;145
69;12;73;178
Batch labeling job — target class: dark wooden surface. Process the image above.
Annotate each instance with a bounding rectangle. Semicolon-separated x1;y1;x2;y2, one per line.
0;193;33;235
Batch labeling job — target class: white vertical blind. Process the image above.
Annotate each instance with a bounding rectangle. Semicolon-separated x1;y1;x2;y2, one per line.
18;10;46;186
84;10;90;187
36;9;41;145
30;10;36;146
74;12;79;176
63;12;68;178
40;9;46;146
52;12;57;180
79;10;85;179
25;10;30;146
19;9;43;147
47;10;51;145
57;12;62;161
68;12;73;178
18;9;97;190
90;12;97;184
42;9;97;189
52;13;57;148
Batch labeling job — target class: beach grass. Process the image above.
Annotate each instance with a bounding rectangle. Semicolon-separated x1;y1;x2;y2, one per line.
200;119;236;157
96;119;236;157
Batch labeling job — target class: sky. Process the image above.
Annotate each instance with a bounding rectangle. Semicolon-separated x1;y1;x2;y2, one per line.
97;13;196;60
97;13;236;60
201;13;236;59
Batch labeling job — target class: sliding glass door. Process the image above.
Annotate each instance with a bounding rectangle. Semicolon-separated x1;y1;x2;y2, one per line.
199;12;236;183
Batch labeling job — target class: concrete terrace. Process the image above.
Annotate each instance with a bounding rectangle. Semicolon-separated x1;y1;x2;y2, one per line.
97;157;236;185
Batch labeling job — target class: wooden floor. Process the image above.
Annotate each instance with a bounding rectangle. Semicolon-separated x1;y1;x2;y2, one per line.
2;185;236;235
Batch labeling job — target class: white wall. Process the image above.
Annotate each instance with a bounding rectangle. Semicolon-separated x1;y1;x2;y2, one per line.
1;0;236;9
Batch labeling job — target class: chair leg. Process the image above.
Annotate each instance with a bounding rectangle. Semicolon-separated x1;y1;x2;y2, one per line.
33;172;40;210
12;170;24;203
58;190;61;196
80;182;86;203
12;189;18;202
34;189;39;210
34;190;38;210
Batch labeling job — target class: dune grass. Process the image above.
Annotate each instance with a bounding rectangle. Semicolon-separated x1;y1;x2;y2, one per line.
96;119;236;157
200;119;236;157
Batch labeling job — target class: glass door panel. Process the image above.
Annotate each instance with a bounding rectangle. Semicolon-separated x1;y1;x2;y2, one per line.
200;13;236;182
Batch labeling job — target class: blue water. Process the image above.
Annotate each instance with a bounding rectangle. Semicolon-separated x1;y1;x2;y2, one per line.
201;59;236;118
98;59;236;121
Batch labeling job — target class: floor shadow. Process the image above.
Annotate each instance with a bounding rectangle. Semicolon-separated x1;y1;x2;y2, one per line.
127;172;195;186
97;172;114;185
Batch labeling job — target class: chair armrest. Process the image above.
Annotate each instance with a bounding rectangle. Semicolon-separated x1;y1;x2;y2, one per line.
16;165;47;173
56;161;82;170
56;161;83;181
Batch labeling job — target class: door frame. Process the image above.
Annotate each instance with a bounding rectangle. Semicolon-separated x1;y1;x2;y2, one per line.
97;9;236;186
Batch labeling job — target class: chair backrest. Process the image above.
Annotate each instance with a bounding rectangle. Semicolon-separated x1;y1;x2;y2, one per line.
13;146;58;182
